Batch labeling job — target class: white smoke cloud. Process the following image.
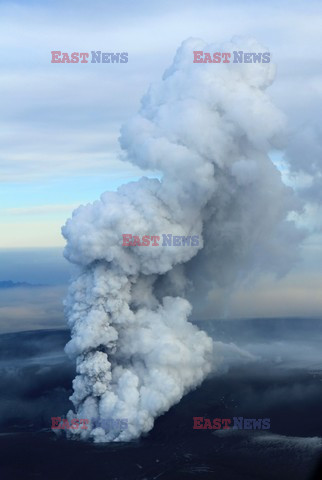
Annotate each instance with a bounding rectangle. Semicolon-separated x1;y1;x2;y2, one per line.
62;37;302;442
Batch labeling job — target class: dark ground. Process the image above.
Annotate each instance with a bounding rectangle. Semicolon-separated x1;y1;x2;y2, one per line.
0;319;322;480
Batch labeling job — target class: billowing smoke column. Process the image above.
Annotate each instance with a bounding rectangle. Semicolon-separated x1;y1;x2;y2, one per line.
62;37;301;442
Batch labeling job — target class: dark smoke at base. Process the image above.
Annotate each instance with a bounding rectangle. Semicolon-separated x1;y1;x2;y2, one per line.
61;37;303;442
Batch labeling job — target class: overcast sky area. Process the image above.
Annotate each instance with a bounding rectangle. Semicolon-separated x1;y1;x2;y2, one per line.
0;0;322;324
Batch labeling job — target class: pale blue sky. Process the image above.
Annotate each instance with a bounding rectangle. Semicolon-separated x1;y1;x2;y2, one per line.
1;0;322;321
1;0;321;246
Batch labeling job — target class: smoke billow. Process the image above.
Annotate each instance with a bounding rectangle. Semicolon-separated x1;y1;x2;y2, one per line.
62;37;301;442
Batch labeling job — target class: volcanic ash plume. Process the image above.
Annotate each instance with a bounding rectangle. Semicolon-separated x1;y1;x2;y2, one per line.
62;37;301;442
